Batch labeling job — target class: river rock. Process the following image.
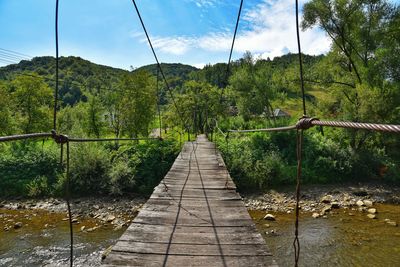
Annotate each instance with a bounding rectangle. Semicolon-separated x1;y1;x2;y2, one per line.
356;200;364;207
321;205;332;214
264;214;275;221
331;202;340;209
321;195;333;204
367;214;376;219
312;213;320;219
364;200;373;207
80;226;86;231
14;222;23;229
353;190;368;197
106;215;116;222
367;208;377;214
384;219;397;226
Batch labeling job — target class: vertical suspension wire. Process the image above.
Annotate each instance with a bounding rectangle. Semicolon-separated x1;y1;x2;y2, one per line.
66;141;73;267
294;1;306;265
293;129;303;267
220;0;244;100
156;68;162;139
53;0;59;130
295;0;307;116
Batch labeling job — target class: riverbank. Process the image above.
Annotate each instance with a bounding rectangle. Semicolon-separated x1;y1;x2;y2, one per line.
1;196;146;232
2;182;400;228
243;182;400;223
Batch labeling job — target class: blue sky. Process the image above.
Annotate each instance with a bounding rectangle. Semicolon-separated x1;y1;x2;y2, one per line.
0;0;398;69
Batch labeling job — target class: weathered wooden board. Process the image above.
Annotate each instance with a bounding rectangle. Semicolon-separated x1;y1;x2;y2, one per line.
102;135;277;266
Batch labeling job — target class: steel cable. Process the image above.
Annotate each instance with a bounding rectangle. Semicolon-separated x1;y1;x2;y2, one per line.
295;0;306;116
130;0;187;129
293;129;303;267
65;141;73;267
54;0;59;131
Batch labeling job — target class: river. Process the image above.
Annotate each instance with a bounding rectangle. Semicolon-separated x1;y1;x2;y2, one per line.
250;203;400;266
1;204;399;266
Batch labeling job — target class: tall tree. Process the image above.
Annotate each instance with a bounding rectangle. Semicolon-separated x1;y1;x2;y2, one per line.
119;71;157;138
303;0;400;149
0;81;12;134
11;74;53;133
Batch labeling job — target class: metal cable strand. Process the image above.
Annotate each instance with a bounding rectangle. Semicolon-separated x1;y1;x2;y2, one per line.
295;0;307;116
65;141;74;267
311;120;400;133
53;0;59;130
130;0;187;128
224;0;243;87
0;132;53;142
228;125;297;133
68;137;160;142
156;68;162;139
293;129;303;267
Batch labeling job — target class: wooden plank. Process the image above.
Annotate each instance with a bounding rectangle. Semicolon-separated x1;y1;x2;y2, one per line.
102;135;276;266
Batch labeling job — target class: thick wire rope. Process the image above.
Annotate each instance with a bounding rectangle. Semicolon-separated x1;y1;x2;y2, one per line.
293;129;303;267
156;68;162;139
226;0;243;82
54;1;73;266
130;0;187;129
294;1;306;265
220;0;244;99
65;141;73;267
53;0;59;131
295;0;306;116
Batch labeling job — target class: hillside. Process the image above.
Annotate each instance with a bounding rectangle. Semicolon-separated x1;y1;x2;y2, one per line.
0;56;199;106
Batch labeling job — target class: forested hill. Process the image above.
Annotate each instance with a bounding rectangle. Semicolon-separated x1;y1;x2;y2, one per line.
0;56;129;81
136;63;198;79
0;56;198;106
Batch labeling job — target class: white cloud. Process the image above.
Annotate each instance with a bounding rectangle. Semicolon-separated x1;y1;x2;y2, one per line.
133;0;331;59
188;0;221;8
150;36;194;55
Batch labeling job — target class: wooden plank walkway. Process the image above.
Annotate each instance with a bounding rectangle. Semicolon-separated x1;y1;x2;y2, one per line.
102;135;277;267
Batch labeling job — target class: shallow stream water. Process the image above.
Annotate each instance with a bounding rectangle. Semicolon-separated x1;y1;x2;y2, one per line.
0;208;126;266
1;204;399;266
250;204;400;267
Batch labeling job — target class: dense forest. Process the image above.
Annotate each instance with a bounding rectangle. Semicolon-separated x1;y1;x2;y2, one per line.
0;0;399;197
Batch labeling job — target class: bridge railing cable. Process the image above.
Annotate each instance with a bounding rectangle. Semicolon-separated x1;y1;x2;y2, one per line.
130;0;188;131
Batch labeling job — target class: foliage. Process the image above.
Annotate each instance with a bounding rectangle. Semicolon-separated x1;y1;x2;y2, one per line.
218;131;400;192
119;71;157;137
0;143;61;197
165;80;226;134
10;74;53;133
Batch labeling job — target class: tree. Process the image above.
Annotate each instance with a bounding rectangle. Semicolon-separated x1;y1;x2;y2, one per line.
11;74;53;133
229;52;276;121
0;81;12;134
303;0;400;149
85;93;105;138
119;71;157;137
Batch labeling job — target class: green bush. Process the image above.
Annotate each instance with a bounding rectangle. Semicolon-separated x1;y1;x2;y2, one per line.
217;129;399;192
0;142;61;197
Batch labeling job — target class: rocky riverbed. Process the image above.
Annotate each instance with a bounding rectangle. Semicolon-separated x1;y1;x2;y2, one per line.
1;196;146;232
243;183;400;224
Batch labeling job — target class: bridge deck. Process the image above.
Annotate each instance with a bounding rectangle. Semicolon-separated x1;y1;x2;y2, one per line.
102;135;277;266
